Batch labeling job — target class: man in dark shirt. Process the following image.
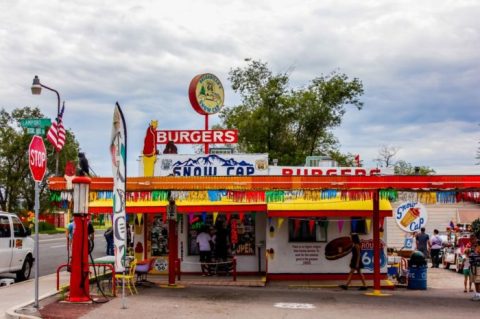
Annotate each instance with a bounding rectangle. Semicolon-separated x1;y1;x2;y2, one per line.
416;227;431;258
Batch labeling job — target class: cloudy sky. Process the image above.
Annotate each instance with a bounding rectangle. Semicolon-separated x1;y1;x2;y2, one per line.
1;0;479;176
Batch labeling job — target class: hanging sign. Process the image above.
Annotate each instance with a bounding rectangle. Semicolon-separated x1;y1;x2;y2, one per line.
154;154;268;176
395;202;428;232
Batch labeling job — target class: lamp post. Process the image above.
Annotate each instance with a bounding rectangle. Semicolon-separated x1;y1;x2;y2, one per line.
31;75;61;176
68;176;91;303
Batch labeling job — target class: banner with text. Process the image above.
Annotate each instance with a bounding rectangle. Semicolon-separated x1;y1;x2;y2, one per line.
154;154;268;176
269;166;394;176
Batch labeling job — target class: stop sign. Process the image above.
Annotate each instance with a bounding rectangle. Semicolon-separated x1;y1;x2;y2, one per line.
29;135;47;182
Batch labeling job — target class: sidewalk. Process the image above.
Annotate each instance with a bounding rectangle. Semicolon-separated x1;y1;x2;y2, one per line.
0;272;69;319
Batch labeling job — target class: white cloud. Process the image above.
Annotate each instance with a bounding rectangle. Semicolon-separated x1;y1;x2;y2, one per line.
0;0;479;176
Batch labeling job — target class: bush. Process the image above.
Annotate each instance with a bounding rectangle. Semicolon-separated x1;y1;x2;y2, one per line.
38;222;56;232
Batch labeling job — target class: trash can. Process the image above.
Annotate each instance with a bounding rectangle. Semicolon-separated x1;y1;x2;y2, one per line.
408;251;427;290
408;266;427;290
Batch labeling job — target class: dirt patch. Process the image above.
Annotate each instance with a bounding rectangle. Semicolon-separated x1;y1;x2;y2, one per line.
16;294;110;319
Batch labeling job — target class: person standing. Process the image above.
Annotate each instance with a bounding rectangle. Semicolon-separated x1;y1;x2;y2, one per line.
340;233;367;291
430;229;443;268
104;227;114;256
461;248;473;293
416;227;431;259
196;226;214;276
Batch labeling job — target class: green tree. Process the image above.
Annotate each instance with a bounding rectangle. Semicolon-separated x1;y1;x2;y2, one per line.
220;59;364;165
0;107;80;213
394;160;436;175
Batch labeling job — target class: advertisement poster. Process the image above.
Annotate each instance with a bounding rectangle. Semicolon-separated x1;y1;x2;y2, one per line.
154;154;268;176
395;202;428;232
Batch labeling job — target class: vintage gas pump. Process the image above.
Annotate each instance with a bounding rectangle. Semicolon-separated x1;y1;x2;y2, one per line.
67;176;91;302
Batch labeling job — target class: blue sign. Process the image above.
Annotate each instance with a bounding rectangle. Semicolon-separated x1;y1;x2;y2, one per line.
361;239;387;271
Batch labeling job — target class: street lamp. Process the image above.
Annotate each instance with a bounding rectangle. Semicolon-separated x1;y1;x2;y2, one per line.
31;75;62;175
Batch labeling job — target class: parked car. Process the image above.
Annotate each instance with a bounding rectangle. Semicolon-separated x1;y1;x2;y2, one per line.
442;233;472;273
0;211;35;281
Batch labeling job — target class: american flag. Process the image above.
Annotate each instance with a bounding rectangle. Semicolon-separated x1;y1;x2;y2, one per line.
47;105;66;152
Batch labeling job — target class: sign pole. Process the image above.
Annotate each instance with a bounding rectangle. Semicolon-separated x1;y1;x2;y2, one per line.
28;135;47;307
34;181;40;308
204;114;209;154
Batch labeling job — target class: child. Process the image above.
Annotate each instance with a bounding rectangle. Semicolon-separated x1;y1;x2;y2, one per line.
461;249;473;293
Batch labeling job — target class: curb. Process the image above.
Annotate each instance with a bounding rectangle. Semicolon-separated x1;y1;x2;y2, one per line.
5;291;59;319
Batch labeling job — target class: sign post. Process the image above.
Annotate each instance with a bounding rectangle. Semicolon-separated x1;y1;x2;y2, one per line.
28;136;47;308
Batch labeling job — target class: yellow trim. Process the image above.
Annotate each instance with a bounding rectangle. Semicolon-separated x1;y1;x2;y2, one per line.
268;199;392;211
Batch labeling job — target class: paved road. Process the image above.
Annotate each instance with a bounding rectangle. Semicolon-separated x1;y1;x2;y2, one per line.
0;230;106;280
83;268;479;319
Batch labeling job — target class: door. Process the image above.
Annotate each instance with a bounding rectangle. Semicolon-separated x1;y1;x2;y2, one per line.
10;216;28;271
0;215;13;272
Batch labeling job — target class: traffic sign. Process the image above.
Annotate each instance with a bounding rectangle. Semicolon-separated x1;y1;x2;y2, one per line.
28;136;47;182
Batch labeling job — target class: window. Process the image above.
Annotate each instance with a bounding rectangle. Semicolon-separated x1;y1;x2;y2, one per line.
149;215;169;256
0;216;11;238
351;217;367;234
187;213;256;256
12;217;26;237
288;218;328;243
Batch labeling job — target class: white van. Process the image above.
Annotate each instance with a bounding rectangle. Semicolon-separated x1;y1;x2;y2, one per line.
0;211;34;281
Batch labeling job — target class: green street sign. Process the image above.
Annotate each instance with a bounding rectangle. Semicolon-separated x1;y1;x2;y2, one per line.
20;118;51;129
27;128;46;135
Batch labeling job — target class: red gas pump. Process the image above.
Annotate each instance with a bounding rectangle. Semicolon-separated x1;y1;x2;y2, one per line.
67;176;91;302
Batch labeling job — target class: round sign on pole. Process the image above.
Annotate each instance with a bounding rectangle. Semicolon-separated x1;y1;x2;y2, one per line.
188;73;225;115
29;135;47;182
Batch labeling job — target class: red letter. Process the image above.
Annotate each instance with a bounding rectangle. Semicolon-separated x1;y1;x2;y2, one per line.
282;168;293;176
354;169;366;176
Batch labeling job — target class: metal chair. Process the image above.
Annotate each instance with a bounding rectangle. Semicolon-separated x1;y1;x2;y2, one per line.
116;259;138;295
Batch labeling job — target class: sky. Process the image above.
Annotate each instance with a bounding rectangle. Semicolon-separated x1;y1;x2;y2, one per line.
1;0;479;176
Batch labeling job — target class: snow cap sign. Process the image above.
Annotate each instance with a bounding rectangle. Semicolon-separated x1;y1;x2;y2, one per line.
395;202;428;232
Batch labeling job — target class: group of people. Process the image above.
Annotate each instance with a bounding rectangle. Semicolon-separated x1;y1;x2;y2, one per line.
414;226;480;300
414;227;443;268
196;220;230;276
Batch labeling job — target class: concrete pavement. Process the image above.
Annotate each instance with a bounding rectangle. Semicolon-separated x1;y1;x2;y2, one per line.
2;267;478;319
0;271;69;319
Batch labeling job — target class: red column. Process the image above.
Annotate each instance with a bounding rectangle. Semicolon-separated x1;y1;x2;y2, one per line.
168;219;178;285
68;215;90;302
204;114;209;154
372;189;381;292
